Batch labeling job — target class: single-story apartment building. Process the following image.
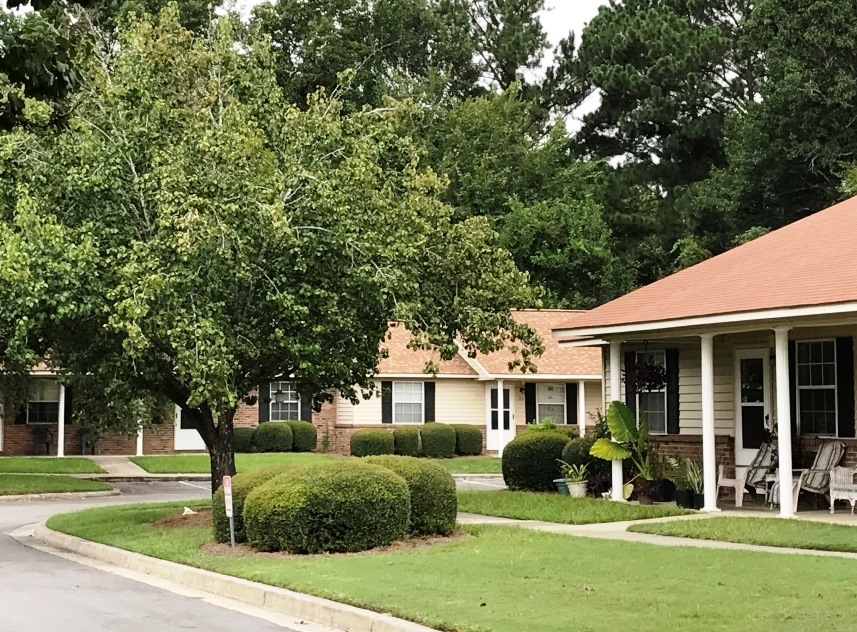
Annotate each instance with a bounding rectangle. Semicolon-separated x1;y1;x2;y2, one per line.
1;310;602;457
553;195;857;517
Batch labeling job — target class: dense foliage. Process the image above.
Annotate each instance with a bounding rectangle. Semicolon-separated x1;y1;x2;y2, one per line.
350;429;395;457
450;424;483;456
232;427;255;453
501;431;570;492
393;426;421;457
366;455;457;536
243;461;410;553
283;421;317;453
420;423;457;459
253;423;293;453
212;464;294;543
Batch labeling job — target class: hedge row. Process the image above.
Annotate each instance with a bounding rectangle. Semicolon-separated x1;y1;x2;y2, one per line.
239;456;457;554
234;420;317;453
501;431;571;492
350;423;483;458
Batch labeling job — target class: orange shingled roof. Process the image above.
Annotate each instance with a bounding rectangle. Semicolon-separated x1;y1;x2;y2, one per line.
554;195;857;334
379;311;602;377
477;310;602;376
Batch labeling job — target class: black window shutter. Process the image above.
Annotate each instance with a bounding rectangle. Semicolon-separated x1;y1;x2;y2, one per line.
623;351;637;415
299;394;313;422
381;381;393;424
258;382;270;422
64;386;74;425
15;406;26;425
524;383;536;424
788;341;797;435
424;382;436;422
566;383;578;425
836;337;855;438
665;349;680;434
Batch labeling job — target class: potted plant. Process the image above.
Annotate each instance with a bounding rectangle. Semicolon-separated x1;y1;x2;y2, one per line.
667;457;696;508
590;401;660;504
558;461;588;498
685;459;704;509
553;476;570;495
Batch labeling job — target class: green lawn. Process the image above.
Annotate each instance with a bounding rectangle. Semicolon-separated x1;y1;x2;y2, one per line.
458;490;691;524
48;501;857;632
0;456;105;474
629;516;857;553
131;453;501;474
0;474;112;495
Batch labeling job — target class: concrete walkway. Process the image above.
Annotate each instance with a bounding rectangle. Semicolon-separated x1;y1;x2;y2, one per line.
459;510;857;560
89;456;150;477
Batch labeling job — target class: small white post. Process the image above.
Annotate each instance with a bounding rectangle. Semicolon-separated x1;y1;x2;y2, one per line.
774;327;795;518
609;341;624;501
56;384;66;458
497;379;507;450
136;426;144;457
700;334;719;512
577;380;587;437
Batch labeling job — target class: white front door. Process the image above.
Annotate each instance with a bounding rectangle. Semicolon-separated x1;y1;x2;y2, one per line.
173;406;207;451
486;384;514;453
735;348;771;467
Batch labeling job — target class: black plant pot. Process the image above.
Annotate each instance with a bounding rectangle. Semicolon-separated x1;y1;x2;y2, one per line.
655;479;676;503
675;489;695;508
692;493;705;510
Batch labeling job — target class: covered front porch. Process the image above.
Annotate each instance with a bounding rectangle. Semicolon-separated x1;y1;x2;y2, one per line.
595;313;857;518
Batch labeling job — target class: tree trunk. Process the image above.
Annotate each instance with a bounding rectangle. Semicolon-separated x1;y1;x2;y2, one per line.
204;408;236;494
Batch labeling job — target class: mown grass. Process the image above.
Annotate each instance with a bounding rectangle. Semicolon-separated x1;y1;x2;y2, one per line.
48;501;857;632
629;516;857;553
0;456;105;474
131;453;501;475
457;490;691;524
0;474;112;495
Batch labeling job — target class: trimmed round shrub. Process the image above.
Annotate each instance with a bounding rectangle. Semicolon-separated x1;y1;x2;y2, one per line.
284;420;317;452
243;460;410;553
450;424;483;456
212;465;294;543
502;431;571;491
420;423;456;459
233;427;256;453
350;428;394;456
253;422;293;452
393;426;421;457
366;455;457;536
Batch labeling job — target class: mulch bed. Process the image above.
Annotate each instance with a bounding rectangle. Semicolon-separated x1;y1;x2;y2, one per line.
153;507;213;529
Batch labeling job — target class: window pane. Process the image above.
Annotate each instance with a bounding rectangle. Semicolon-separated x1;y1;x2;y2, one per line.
536;383;565;404
538;404;566;424
638;392;666;434
740;358;764;403
31;380;60;402
393;382;423;404
394;403;422;424
28;402;59;424
799;388;837;435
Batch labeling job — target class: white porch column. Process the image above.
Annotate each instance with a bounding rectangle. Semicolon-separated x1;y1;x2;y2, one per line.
136;426;144;457
774;327;795;518
577;380;586;437
497;378;506;448
56;384;66;457
700;334;719;511
609;341;624;501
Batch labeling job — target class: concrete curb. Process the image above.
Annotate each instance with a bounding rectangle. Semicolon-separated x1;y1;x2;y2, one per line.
0;489;121;503
34;523;440;632
78;474;212;483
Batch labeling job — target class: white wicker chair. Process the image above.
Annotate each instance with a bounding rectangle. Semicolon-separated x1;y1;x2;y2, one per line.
717;442;776;507
830;466;857;514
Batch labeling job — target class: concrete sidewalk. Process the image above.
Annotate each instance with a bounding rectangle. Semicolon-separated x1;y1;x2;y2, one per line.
459;510;857;559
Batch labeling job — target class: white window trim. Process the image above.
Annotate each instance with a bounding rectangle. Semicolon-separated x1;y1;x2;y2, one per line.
536;382;568;425
635;350;667;435
27;380;61;425
392;381;425;424
269;381;301;422
796;339;839;437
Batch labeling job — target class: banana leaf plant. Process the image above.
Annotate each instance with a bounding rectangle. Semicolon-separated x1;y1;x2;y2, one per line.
589;401;657;481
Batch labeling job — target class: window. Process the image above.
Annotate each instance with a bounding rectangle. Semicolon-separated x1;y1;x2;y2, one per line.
393;381;424;424
796;340;837;436
28;380;61;425
636;351;666;434
537;383;567;424
270;381;300;421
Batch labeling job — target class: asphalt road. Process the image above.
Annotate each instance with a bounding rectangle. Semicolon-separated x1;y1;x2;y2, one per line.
0;482;305;632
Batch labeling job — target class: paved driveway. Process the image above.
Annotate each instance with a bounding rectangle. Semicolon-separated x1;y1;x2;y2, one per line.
0;483;304;632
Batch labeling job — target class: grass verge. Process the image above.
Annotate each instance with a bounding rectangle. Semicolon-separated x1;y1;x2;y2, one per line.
457;490;691;523
629;516;857;552
0;474;112;495
131;453;501;475
48;501;857;632
0;456;105;474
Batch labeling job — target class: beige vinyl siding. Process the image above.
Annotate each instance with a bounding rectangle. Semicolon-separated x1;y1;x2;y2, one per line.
340;382;383;424
584;379;603;423
435;380;485;424
673;345;734;435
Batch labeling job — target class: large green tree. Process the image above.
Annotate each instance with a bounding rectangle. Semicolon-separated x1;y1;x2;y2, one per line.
0;9;541;490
